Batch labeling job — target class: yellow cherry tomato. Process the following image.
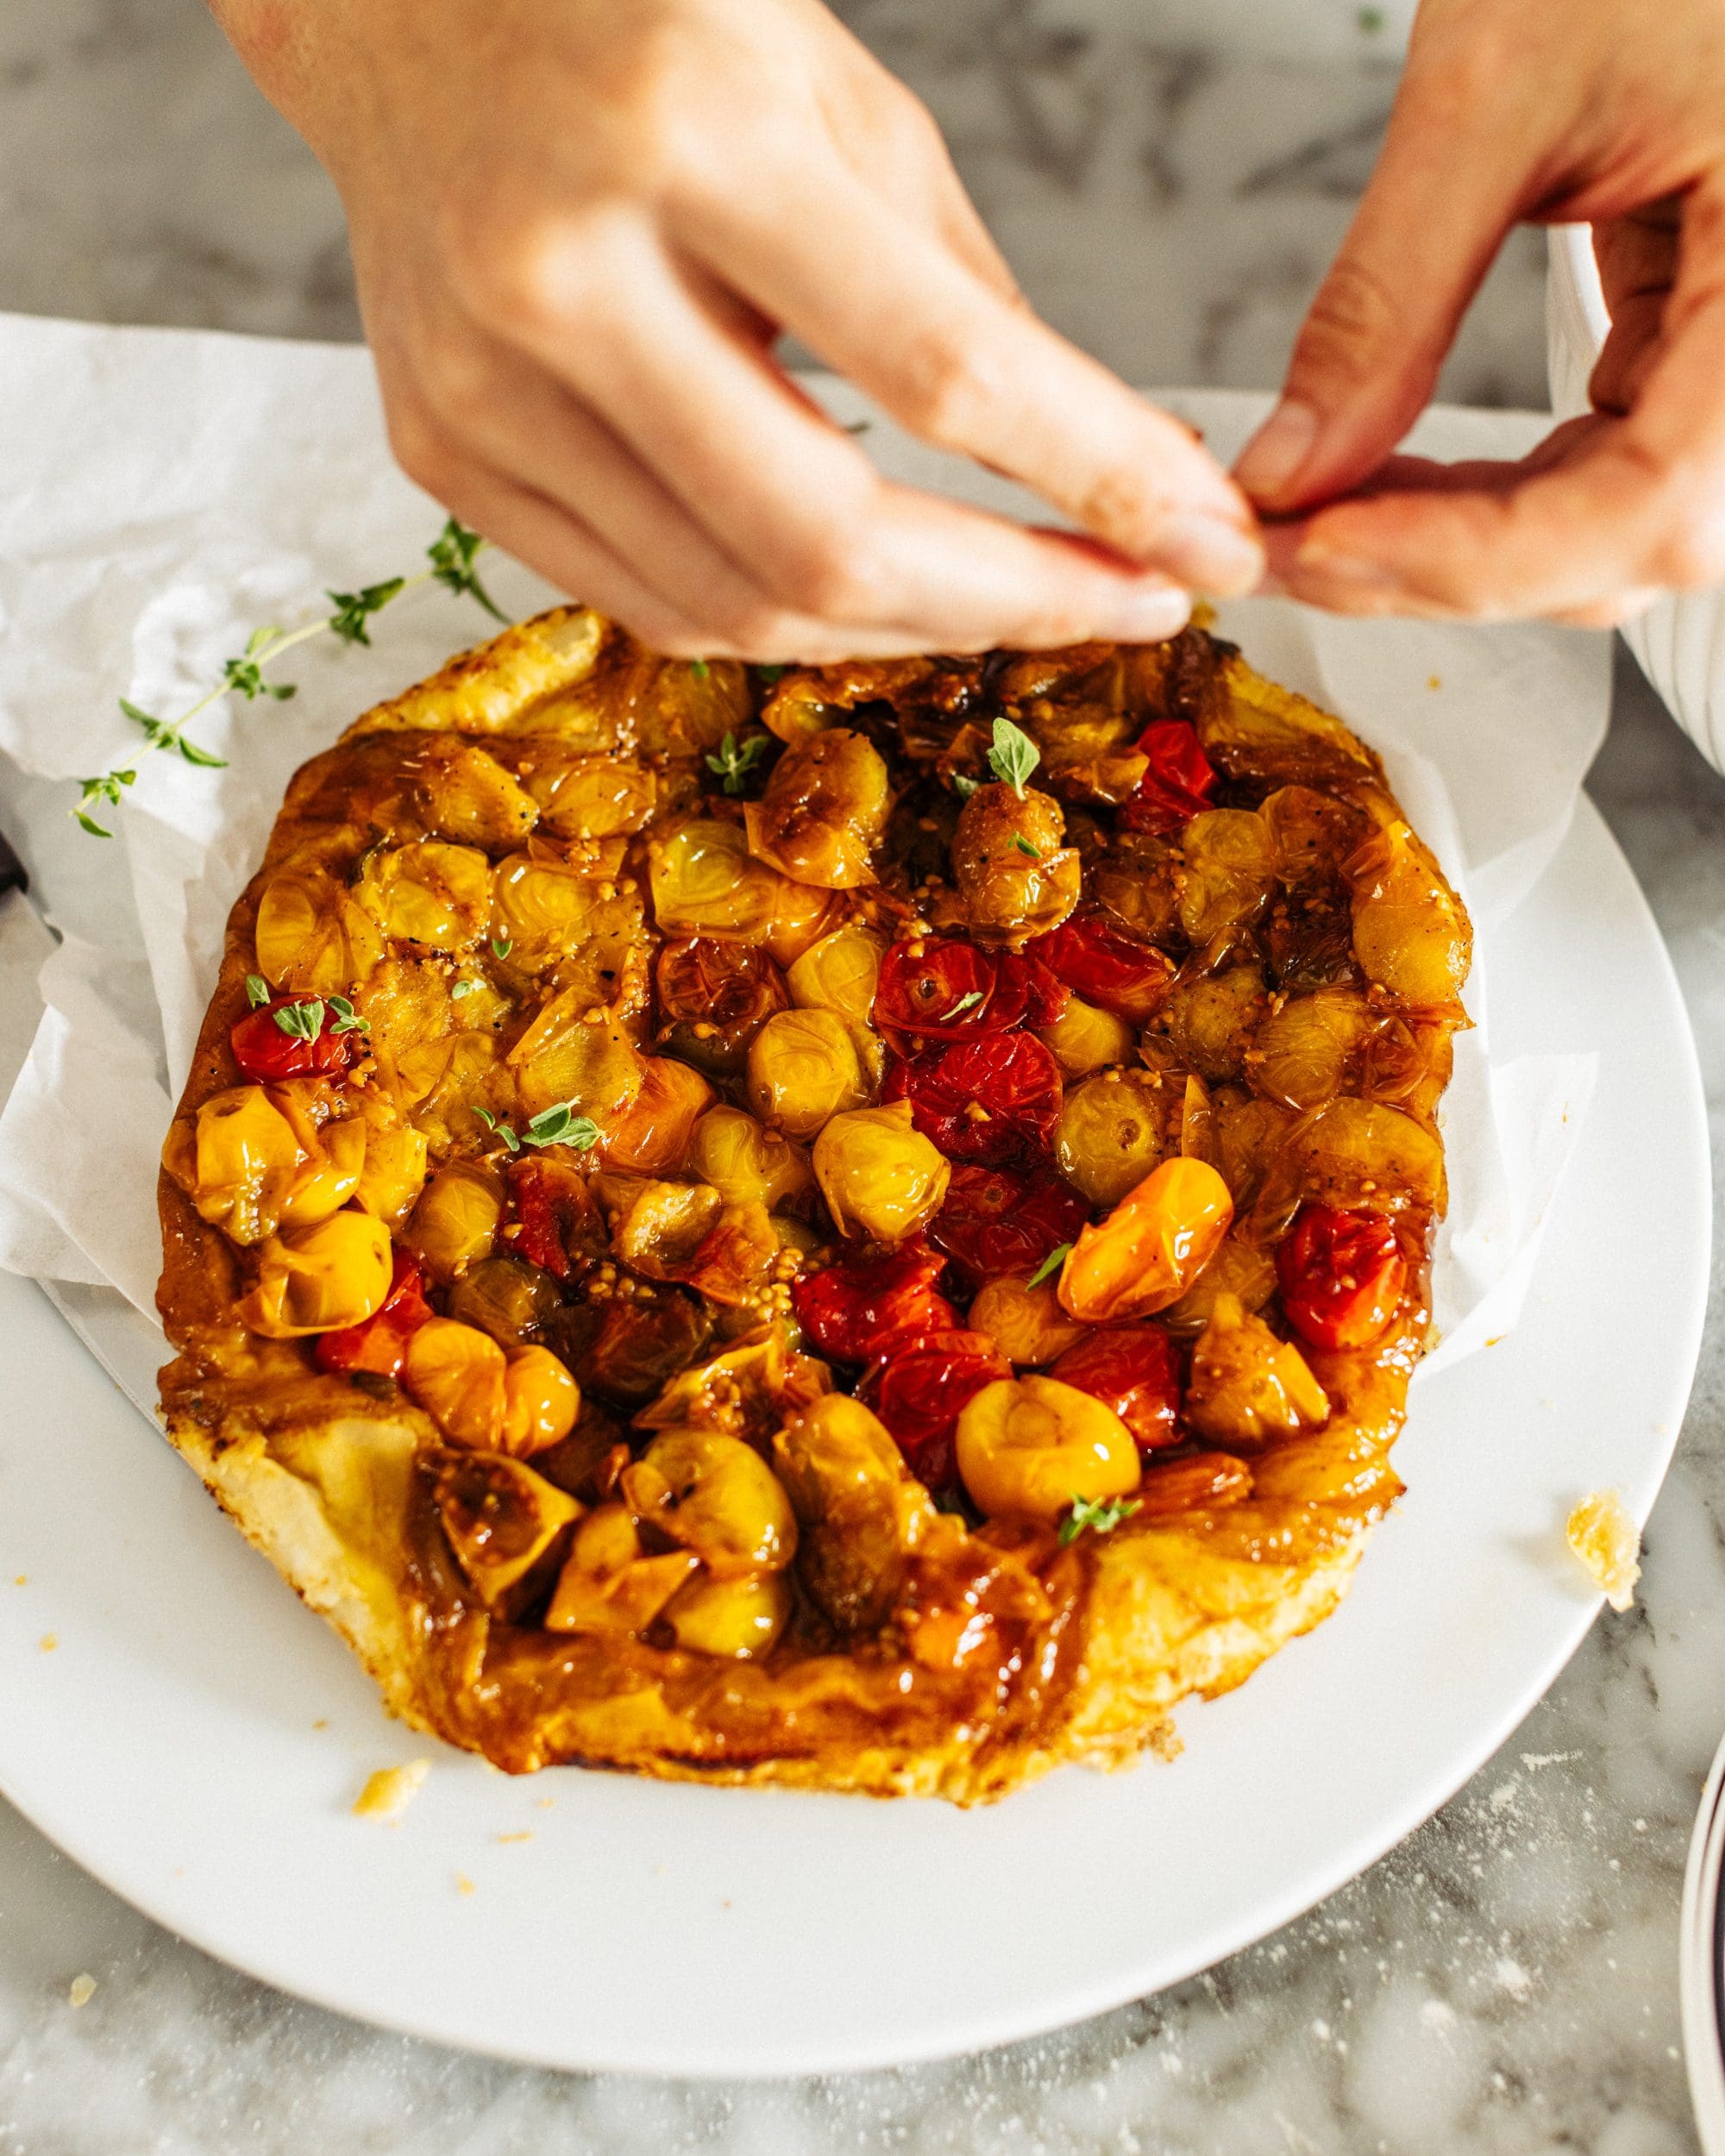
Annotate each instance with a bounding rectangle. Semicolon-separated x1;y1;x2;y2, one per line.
955;1375;1140;1525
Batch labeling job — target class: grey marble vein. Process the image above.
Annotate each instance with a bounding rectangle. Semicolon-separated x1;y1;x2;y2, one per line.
0;2;1717;2151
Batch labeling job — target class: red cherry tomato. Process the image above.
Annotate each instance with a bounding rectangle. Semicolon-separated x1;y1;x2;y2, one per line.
1026;917;1175;1025
859;1326;1010;1490
873;937;1068;1044
1276;1203;1406;1351
791;1245;958;1364
313;1249;431;1378
510;1158;605;1282
928;1163;1090;1287
1120;718;1217;835
1050;1325;1182;1451
886;1033;1063;1166
230;997;357;1084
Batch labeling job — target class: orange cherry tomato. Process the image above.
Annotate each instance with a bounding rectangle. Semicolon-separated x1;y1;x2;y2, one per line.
1276;1203;1406;1351
1057;1157;1233;1324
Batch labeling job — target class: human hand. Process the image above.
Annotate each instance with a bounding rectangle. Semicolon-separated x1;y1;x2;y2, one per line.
214;0;1262;661
1234;0;1725;627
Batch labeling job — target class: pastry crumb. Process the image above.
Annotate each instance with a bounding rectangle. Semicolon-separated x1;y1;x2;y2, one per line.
13;1574;25;1586
1149;1720;1183;1764
311;1718;329;1732
1566;1489;1641;1611
496;1830;533;1845
455;1872;476;1896
352;1759;430;1821
67;1973;96;2009
39;1633;56;1652
1427;674;1442;690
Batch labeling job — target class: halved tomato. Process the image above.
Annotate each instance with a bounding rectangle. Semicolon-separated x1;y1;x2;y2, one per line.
1049;1324;1182;1450
313;1248;432;1378
509;1158;606;1282
1026;917;1175;1024
927;1163;1090;1286
1276;1202;1405;1351
859;1326;1011;1491
873;936;1067;1044
790;1244;957;1364
230;997;358;1084
1120;718;1216;836
886;1032;1063;1166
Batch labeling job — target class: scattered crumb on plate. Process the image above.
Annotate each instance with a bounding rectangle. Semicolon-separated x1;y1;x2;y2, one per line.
455;1872;476;1896
13;1575;25;1586
497;1830;533;1845
39;1633;56;1651
67;1974;96;2008
352;1759;430;1821
1565;1489;1641;1611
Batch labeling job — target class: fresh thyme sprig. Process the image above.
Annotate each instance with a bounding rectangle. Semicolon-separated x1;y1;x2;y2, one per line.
1059;1494;1141;1547
74;518;505;837
705;730;771;796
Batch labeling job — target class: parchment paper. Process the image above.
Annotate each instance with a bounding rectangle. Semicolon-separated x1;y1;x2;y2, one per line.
0;315;1609;1376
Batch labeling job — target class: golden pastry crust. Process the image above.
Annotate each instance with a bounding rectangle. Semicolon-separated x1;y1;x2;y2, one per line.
156;609;1467;1802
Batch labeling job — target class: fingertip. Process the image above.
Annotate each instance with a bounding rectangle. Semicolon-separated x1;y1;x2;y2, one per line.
1234;400;1320;510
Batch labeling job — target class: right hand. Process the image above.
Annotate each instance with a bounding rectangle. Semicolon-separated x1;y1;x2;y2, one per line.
213;0;1262;661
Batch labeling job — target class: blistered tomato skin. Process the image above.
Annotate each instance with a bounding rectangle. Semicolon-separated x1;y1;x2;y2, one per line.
872;937;1068;1044
230;998;358;1084
1276;1202;1406;1351
860;1327;1012;1490
886;1032;1063;1166
927;1163;1091;1287
314;1249;432;1378
1120;719;1217;836
790;1245;957;1363
1050;1325;1183;1451
1028;918;1175;1025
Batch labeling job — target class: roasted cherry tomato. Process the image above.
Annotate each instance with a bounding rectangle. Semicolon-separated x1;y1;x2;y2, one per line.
886;1033;1063;1166
654;937;790;1077
873;936;1067;1044
509;1157;606;1282
790;1244;958;1363
1027;917;1175;1025
1276;1202;1406;1351
230;996;358;1084
928;1163;1090;1287
313;1248;432;1378
859;1326;1011;1491
1050;1325;1182;1451
1120;718;1216;836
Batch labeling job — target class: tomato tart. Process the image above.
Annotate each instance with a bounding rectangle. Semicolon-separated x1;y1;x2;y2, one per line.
155;607;1471;1801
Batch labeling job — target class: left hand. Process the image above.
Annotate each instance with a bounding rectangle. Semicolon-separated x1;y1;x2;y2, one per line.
1233;0;1725;627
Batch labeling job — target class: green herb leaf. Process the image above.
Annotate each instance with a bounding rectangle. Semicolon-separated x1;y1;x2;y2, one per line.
244;626;278;658
273;999;325;1043
522;1100;602;1151
472;1106;522;1154
326;993;370;1034
449;980;476;1000
223;655;296;702
987;718;1041;798
1026;1242;1073;1290
843;419;873;436
244;975;271;1009
689;658;711;680
71;769;135;836
122;699;229;769
1357;4;1385;30
1058;1494;1142;1547
704;730;771;796
428;517;507;624
73;811;113;838
950;773;980;800
1011;834;1042;860
755;663;788;684
327;577;407;647
491;937;513;961
946;990;985;1018
177;736;229;768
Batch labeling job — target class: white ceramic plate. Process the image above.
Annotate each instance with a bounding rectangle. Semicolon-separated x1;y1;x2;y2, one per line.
0;790;1705;2078
1681;1727;1725;2154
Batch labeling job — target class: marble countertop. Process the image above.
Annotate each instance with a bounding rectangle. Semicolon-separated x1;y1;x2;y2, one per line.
2;3;1722;2152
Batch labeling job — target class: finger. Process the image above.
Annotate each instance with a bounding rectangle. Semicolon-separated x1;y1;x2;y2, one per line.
673;160;1262;590
1271;179;1725;618
497;218;1198;649
401;319;931;661
1233;56;1525;514
1590;202;1681;415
